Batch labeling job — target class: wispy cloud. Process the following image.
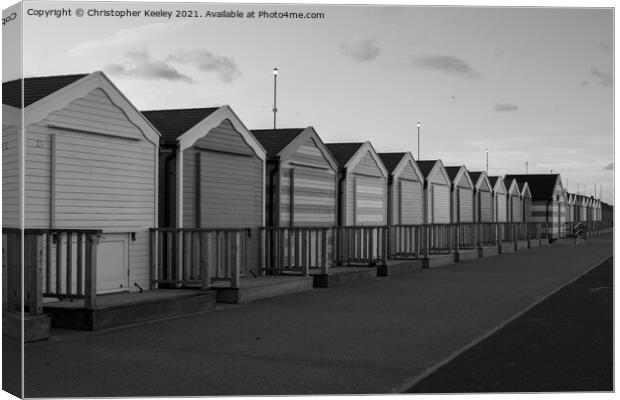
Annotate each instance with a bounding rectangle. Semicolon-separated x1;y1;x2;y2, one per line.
68;23;185;56
339;38;382;62
590;67;612;87
598;41;611;54
603;163;613;170
105;48;194;83
494;102;519;112
412;54;480;79
168;49;240;82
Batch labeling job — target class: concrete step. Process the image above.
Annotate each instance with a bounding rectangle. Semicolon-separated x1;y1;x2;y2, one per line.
422;254;455;269
377;260;424;276
515;240;529;251
454;249;478;262
528;239;541;248
479;245;499;258
214;276;314;304
499;242;515;254
3;311;51;342
312;266;377;288
43;289;217;331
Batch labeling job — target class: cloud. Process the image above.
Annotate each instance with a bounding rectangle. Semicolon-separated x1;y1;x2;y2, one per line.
168;49;240;82
412;54;481;79
494;102;519;112
603;163;613;170
598;41;611;54
68;23;184;56
590;67;612;86
104;48;194;83
339;38;382;62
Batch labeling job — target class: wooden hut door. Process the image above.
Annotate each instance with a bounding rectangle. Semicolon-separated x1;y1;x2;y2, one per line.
96;234;129;294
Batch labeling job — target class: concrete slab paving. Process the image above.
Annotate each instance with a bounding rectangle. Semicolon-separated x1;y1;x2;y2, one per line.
20;234;612;397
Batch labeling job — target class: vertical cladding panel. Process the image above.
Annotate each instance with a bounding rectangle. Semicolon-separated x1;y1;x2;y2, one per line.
523;198;532;222
3;125;20;227
399;180;422;225
182;149;196;227
409;180;424;225
389;182;397;226
354;175;386;225
346;149;385;226
291;167;336;226
479;190;492;222
279;168;292;226
432;184;450;224
495;195;507;222
458;188;474;222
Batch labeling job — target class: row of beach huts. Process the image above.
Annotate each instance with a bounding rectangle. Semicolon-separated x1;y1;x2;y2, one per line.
2;71;612;335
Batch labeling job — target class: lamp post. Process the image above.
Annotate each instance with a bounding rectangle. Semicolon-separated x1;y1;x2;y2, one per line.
485;148;488;174
272;67;278;131
417;122;421;159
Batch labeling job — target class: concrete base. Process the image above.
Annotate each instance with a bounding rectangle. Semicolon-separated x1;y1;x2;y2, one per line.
43;290;217;331
422;254;455;269
3;311;51;342
528;239;541;248
312;266;377;288
214;276;314;304
454;249;478;262
515;240;529;251
378;260;423;276
499;242;515;254
478;245;499;258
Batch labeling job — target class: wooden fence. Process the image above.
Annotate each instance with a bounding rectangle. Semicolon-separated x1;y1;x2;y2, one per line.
150;228;249;289
2;228;102;313
261;227;331;275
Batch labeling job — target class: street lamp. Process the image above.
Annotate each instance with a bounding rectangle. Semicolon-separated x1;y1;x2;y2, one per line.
486;148;488;174
417;122;421;159
272;68;278;131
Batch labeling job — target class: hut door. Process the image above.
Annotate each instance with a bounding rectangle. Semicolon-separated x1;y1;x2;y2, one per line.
96;234;129;294
432;184;450;224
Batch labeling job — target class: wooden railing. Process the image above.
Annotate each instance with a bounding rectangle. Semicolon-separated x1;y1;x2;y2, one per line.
388;225;424;259
2;228;102;313
150;228;249;289
563;220;613;238
261;227;331;275
333;226;388;266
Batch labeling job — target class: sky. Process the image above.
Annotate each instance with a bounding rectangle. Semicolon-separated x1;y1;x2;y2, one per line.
8;1;615;203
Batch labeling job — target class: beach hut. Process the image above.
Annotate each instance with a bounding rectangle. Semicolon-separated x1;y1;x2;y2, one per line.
416;160;452;224
505;174;566;239
445;166;475;223
142;106;266;276
326;142;388;226
251;127;338;227
2;71;159;294
504;178;522;222
488;176;508;222
378;152;424;226
469;171;493;223
518;181;533;222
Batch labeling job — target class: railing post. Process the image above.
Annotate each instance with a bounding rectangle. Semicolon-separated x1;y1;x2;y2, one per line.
84;233;98;310
302;229;309;277
230;232;240;288
453;224;459;255
200;232;210;290
149;229;156;290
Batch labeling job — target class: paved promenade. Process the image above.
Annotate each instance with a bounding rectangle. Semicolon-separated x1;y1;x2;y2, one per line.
19;234;612;397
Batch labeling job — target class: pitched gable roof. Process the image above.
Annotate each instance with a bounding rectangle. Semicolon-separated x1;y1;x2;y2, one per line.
141;107;219;145
325;142;365;167
2;73;89;108
416;160;439;178
378;152;407;174
250;128;305;157
504;174;560;201
469;171;482;183
445;166;462;182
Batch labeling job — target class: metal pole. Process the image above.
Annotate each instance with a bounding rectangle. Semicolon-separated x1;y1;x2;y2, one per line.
486;148;488;174
273;68;278;131
417;122;421;159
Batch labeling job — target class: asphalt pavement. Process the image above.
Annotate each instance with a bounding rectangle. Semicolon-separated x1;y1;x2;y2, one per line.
14;233;613;397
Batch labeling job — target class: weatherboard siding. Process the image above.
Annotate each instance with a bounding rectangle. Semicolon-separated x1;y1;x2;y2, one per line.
478;189;492;222
22;88;157;292
457;187;474;223
2;125;20;227
278;137;337;227
345;150;386;226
